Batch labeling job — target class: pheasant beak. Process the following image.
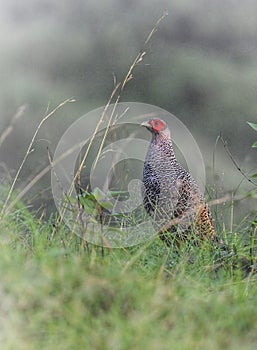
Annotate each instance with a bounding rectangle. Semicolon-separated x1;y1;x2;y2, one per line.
140;121;152;130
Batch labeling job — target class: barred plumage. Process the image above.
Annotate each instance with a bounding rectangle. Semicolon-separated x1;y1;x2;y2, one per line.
141;118;217;247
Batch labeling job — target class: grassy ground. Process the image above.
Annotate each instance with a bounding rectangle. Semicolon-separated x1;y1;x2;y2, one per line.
0;199;256;350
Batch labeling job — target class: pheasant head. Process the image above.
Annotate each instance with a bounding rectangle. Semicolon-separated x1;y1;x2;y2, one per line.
141;118;171;140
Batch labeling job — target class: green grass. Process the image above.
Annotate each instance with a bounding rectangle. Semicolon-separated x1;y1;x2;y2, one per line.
0;198;256;350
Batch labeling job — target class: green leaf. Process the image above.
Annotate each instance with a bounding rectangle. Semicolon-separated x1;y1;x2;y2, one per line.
247;121;257;131
251;173;257;178
92;187;105;201
79;190;95;201
252;141;257;148
107;190;129;197
99;200;113;210
82;205;98;216
79;197;95;210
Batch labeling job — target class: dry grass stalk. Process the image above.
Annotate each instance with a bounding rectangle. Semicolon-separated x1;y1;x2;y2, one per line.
0;98;75;219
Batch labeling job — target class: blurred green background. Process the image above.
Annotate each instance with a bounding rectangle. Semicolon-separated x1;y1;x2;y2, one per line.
0;0;256;216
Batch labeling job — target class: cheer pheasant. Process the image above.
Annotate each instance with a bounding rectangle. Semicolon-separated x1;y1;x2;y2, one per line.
141;118;217;246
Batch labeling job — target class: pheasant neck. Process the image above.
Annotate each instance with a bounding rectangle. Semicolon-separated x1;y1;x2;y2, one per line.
151;133;178;164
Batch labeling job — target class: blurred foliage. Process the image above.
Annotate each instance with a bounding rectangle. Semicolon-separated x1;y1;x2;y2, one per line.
0;196;256;349
0;0;257;216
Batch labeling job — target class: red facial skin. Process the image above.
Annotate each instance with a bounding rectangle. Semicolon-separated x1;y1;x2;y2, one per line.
149;119;167;133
